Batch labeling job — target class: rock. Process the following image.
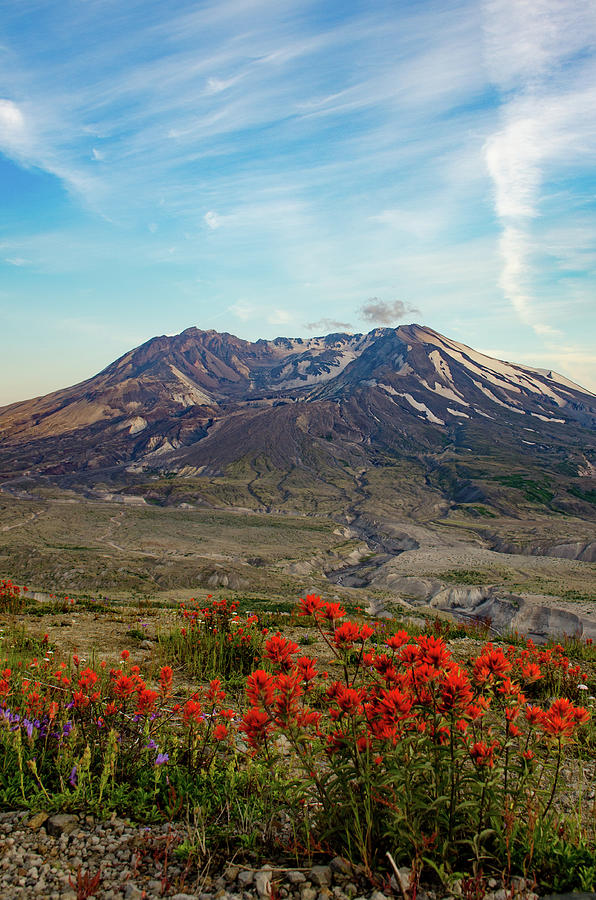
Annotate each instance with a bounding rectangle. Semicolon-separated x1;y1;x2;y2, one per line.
26;812;49;830
172;894;200;900
140;640;154;650
369;893;386;900
238;870;254;887
300;889;317;900
255;867;273;898
124;883;144;900
310;866;332;887
47;815;79;836
224;864;240;882
330;858;352;877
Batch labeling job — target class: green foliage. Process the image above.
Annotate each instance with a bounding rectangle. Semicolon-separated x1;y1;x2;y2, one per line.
494;474;555;504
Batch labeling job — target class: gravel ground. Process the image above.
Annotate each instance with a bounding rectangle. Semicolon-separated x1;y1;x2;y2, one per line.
0;810;545;900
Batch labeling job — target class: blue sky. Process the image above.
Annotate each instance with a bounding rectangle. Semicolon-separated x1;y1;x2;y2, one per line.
1;0;595;405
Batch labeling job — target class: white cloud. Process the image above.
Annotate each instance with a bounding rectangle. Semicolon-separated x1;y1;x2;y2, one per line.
268;308;293;325
4;257;29;267
91;147;104;161
230;301;254;321
482;0;596;336
204;210;222;230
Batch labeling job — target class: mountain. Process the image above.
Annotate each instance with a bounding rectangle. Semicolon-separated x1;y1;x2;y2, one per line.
0;323;595;533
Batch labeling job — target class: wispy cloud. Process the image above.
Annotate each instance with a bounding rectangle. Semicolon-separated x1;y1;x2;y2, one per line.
0;0;595;402
482;0;596;335
305;317;354;333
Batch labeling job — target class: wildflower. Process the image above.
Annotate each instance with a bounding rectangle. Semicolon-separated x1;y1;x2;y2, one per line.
416;635;450;669
206;678;226;705
386;630;410;651
136;688;158;716
120;650;130;661
265;633;299;670
296;656;317;683
246;670;275;708
183;699;202;725
159;666;173;696
154;752;169;766
69;766;78;787
274;673;303;725
321;602;346;622
525;705;544;726
240;707;272;749
469;740;498;768
213;723;228;741
113;675;136;699
472;647;511;683
540;698;589;738
438;668;473;713
298;594;324;616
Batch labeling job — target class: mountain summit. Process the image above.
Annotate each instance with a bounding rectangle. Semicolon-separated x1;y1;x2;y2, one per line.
0;324;594;489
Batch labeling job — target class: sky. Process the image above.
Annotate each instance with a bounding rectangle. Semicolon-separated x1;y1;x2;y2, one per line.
1;0;596;406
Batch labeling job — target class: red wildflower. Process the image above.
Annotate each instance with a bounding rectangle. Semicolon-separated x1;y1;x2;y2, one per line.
265;634;299;670
298;594;324;617
246;670;275;708
385;630;410;651
113;675;136;699
469;740;498;768
159;666;173;696
525;705;544;726
321;602;346;622
213;723;228;741
473;647;512;683
416;635;450;669
78;668;98;692
296;656;317;683
183;699;202;725
240;707;272;749
120;650;130;661
206;678;225;705
136;688;158;716
438;668;473;714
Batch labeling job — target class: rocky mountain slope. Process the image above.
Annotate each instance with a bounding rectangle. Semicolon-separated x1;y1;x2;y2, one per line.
0;324;595;544
1;324;595;475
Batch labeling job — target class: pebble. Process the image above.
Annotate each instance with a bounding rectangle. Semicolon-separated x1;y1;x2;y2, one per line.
0;809;552;900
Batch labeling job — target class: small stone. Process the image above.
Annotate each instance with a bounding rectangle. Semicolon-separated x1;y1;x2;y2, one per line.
300;889;317;900
225;864;240;882
344;885;358;899
330;858;352;878
171;894;199;900
124;884;144;900
309;867;332;888
369;892;386;900
48;815;79;836
287;871;307;885
238;870;254;887
27;812;49;831
140;640;154;650
60;892;77;900
255;868;273;898
494;890;507;900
